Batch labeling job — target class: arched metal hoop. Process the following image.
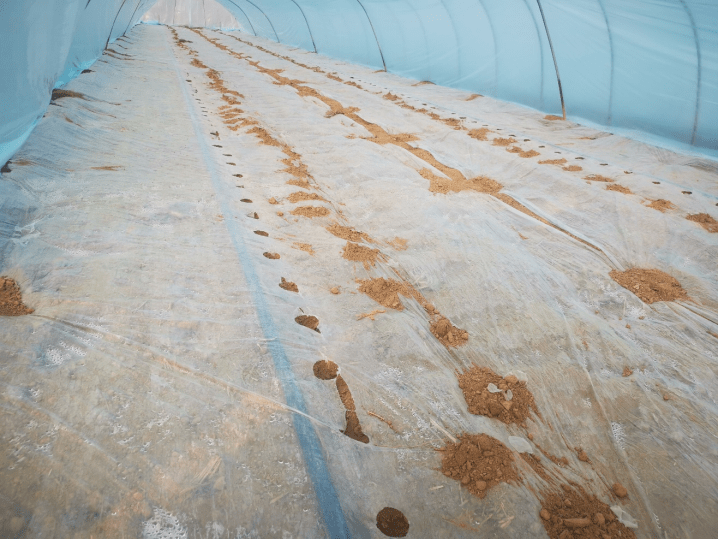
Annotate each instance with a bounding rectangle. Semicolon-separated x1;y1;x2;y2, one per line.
225;0;258;36
243;0;281;43
107;0;131;49
123;0;144;35
355;0;386;71
678;0;701;146
535;0;565;119
288;0;317;52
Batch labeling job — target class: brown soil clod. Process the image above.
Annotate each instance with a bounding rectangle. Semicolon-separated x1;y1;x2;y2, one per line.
576;448;590;463
420;168;502;195
290;205;330;218
687;213;718;233
563;165;583;172
609;268;688;304
612;483;628;498
336;375;369;443
263;252;280;259
313;359;338;380
646;199;674;212
606;184;632;194
430;317;468;348
358;278;409;310
457;366;539;425
288;191;326;203
439;433;520;499
326;223;373;243
0;277;34;316
584;174;614;182
622;367;633;377
376;507;409;537
468;128;490;141
507;146;540;158
540;485;636;539
539;158;568;166
253;230;268;236
279;277;298;293
51;89;88;102
342;242;384;269
295;315;320;333
268;197;278;204
330;287;340;295
492;137;517;147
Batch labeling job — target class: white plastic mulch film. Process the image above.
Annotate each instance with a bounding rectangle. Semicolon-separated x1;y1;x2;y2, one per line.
0;0;156;167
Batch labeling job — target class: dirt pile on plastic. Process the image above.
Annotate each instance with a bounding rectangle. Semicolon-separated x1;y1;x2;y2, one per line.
357;278;417;310
420;168;502;195
291;206;330;218
468;128;490;141
606;184;632;194
263;252;280;259
687;213;717;232
279;277;298;292
539;485;637;539
430;317;469;348
295;315;320;332
342;242;384;269
439;434;520;499
336;375;369;443
609;268;688;304
540;158;567;166
507;146;540;158
492;137;517;146
0;277;34;316
584;174;613;182
646;199;674;212
457;366;539;425
326;223;373;243
376;508;409;537
313;360;338;380
288;191;326;203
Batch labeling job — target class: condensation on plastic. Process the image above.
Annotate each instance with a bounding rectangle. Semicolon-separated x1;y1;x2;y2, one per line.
0;23;715;538
147;0;718;153
0;0;156;168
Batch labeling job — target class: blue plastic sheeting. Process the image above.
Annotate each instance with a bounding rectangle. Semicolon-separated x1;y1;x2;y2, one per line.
209;0;717;152
0;0;156;167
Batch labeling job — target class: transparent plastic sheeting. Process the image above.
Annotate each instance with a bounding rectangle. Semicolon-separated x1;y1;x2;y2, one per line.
0;0;156;167
0;24;716;538
169;0;718;153
141;0;243;30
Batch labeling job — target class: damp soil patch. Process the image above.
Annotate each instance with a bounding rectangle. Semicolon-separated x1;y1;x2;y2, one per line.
0;277;34;316
51;89;89;103
357;277;423;310
687;213;717;233
313;360;338;380
539;484;637;539
609;268;688;304
336;375;369;443
263;252;280;259
439;433;520;499
376;508;409;537
457;366;539;425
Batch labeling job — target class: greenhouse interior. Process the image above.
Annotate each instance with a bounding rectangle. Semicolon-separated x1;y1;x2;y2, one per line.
0;0;717;537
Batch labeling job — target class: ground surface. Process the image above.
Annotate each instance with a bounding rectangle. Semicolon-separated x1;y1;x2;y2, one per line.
0;24;716;539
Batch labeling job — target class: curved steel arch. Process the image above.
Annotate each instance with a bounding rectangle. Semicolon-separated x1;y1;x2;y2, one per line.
287;0;317;52
520;0;546;107
595;0;615;125
475;0;499;94
355;0;387;71
535;0;566;119
106;0;131;49
225;0;257;36
243;0;280;43
678;0;702;146
123;0;144;35
437;0;463;80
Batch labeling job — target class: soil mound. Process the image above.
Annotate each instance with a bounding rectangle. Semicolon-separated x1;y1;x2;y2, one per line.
563;165;583;172
468;128;490;141
430;317;468;347
342;242;383;269
326;223;373;243
358;278;411;310
336;375;369;443
606;184;632;194
492;137;517;147
584;174;613;182
687;213;718;233
376;508;409;537
288;191;326;203
0;277;34;316
279;277;298;292
539;158;567;166
440;433;520;499
263;252;280;259
295;315;320;332
539;485;637;539
609;268;688;304
291;206;330;218
507;146;540;158
313;360;338;380
646;199;674;212
420;168;502;195
457;366;539;425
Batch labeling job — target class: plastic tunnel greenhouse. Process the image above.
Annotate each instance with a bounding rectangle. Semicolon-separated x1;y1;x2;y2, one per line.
0;0;717;537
